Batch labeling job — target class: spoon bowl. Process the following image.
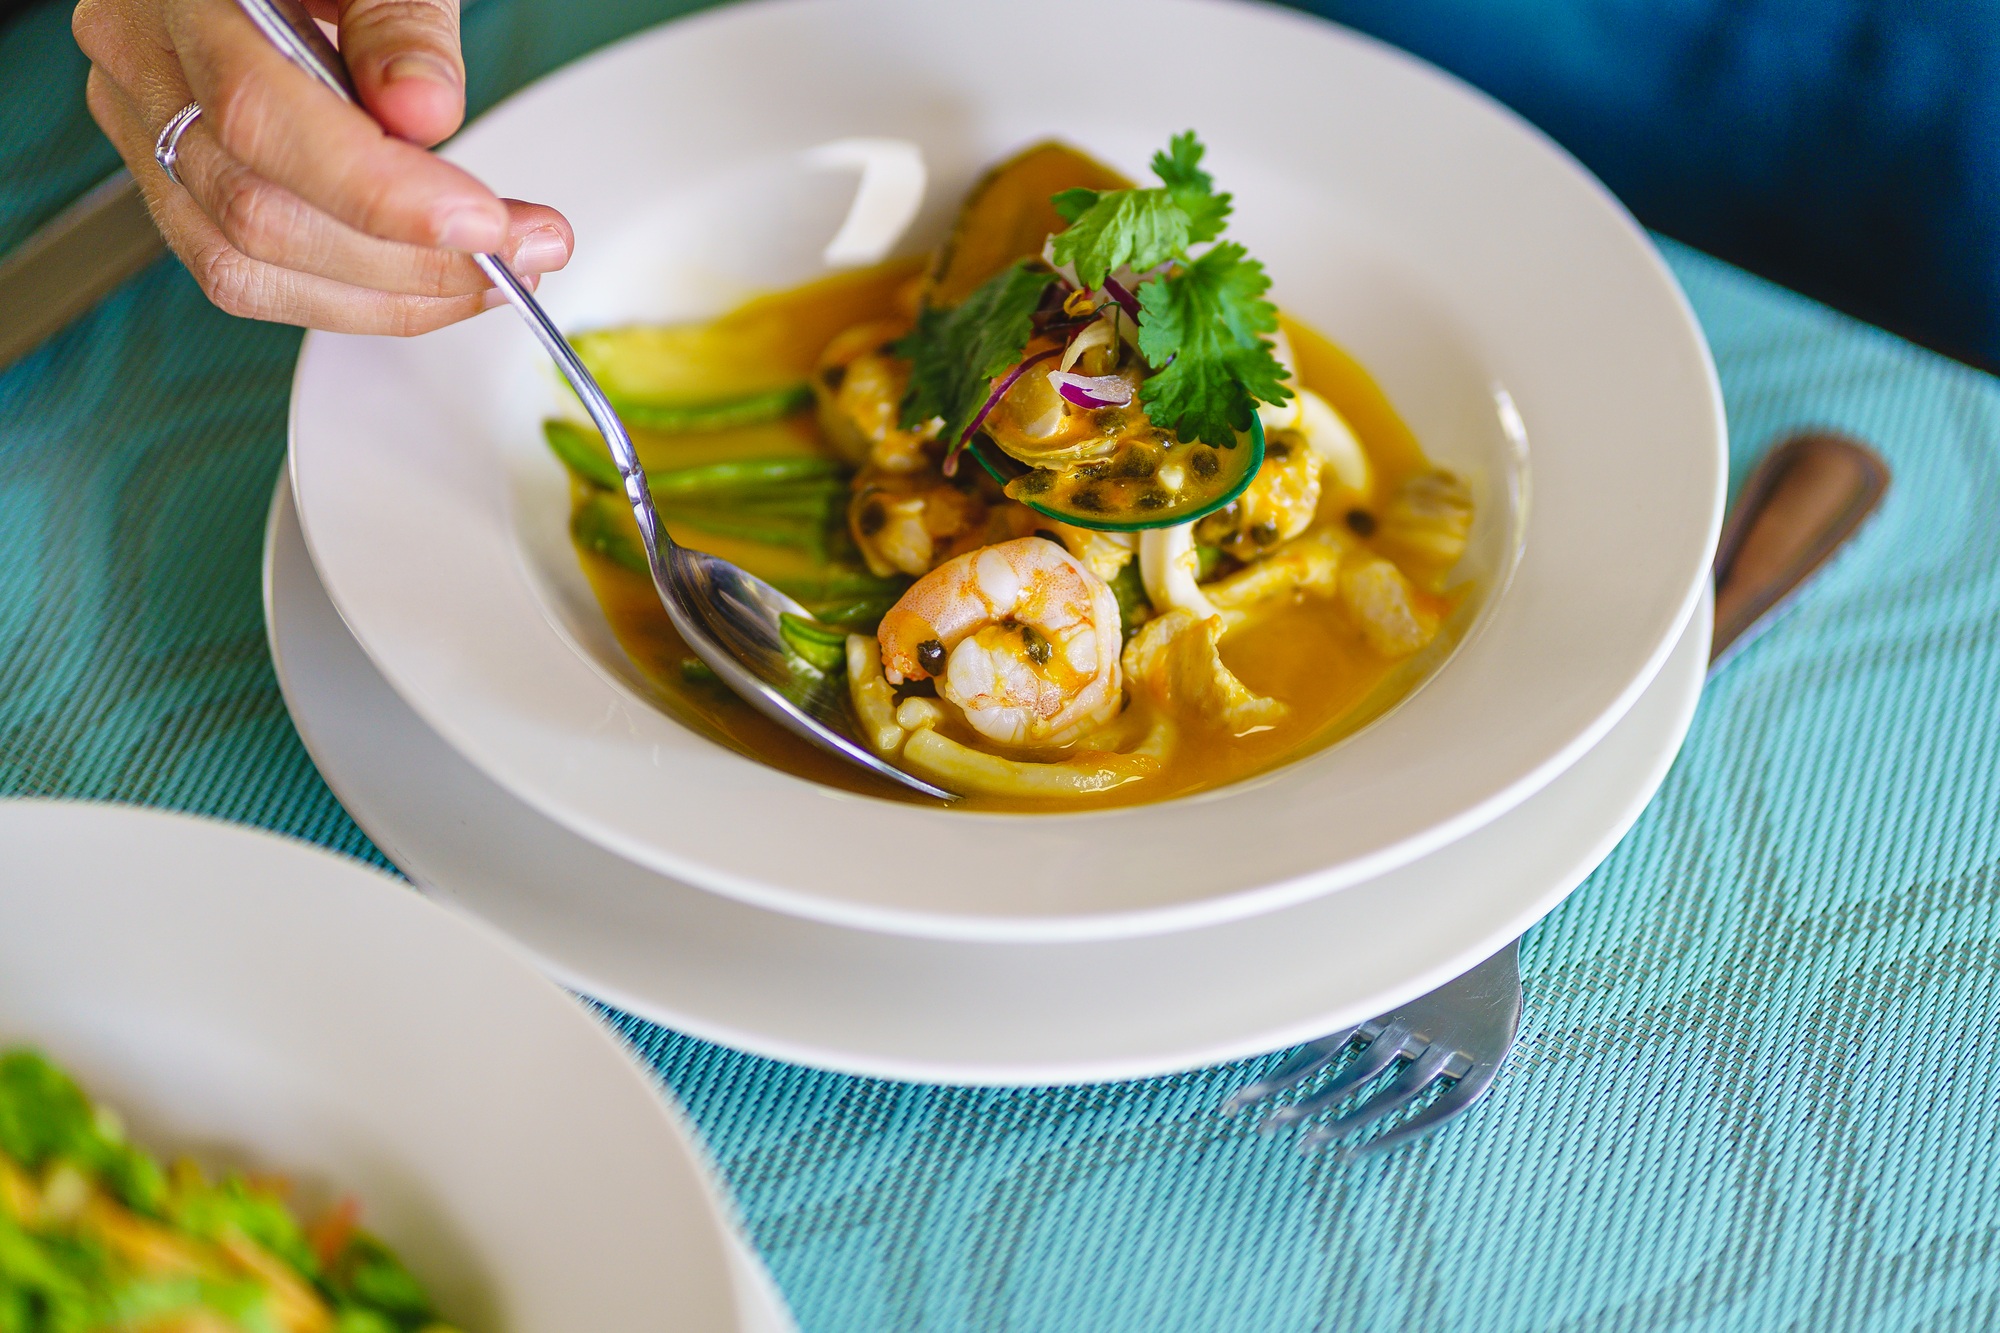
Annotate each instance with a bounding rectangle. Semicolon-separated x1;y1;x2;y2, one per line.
477;264;956;802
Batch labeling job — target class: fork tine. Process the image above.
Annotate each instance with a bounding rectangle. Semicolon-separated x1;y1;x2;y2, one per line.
1342;1052;1506;1159
1299;1045;1460;1152
1220;1025;1366;1114
1259;1021;1417;1130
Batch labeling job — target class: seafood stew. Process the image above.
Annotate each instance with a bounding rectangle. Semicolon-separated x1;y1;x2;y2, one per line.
551;136;1476;810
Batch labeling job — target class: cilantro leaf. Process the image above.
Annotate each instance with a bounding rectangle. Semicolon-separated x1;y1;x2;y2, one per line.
895;261;1055;447
1049;189;1191;288
1048;132;1235;288
1150;131;1231;244
1136;243;1291;447
1051;188;1100;224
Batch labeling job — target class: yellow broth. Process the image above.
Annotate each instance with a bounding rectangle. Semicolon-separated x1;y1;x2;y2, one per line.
568;267;1464;811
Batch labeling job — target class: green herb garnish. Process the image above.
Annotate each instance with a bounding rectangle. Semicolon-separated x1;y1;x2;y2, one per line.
1136;240;1289;448
894;259;1055;450
895;132;1290;460
1049;131;1233;283
778;613;850;674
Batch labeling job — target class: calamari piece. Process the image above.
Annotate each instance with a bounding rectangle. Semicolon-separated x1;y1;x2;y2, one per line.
1205;526;1350;628
1194;430;1322;562
846;634;907;756
1297;388;1370;496
1376;469;1473;590
877;537;1123;748
847;636;1165;797
1138;523;1218;619
1338;552;1440;658
899;727;1164;798
1122;609;1287;735
1255;328;1303;432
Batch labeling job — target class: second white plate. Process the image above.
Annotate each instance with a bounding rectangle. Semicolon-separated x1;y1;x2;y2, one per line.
268;477;1708;1085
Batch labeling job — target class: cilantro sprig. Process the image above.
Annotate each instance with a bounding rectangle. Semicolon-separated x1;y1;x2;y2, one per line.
895;259;1054;453
1050;132;1233;283
896;132;1291;457
1138;242;1289;448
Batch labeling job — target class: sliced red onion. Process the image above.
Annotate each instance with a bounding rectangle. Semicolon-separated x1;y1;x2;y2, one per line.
1102;276;1143;322
943;347;1061;475
1049;370;1134;409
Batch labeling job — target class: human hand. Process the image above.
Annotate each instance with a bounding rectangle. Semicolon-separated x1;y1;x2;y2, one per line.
74;0;572;334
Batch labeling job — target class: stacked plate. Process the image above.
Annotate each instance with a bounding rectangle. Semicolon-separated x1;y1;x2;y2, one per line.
275;0;1726;1086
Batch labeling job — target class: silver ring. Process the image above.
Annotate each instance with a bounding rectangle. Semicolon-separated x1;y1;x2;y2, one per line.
154;101;203;187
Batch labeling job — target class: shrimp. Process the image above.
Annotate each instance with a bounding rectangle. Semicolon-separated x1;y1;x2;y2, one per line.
877;536;1123;748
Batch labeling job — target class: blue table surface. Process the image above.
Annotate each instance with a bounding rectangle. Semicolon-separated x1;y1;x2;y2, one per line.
6;2;2000;1329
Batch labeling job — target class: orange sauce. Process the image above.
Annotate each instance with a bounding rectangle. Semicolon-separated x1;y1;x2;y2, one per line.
570;266;1464;811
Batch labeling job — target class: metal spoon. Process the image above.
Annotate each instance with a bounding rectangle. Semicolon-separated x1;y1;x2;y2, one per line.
234;0;953;800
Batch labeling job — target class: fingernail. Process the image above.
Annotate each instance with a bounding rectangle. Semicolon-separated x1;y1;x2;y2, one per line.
383;51;459;88
438;207;505;252
512;227;570;274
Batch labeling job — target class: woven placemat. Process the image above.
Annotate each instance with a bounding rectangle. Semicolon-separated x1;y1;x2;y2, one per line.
6;2;2000;1326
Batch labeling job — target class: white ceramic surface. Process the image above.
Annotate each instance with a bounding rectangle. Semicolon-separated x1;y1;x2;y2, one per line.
269;478;1710;1085
0;801;791;1332
290;0;1724;942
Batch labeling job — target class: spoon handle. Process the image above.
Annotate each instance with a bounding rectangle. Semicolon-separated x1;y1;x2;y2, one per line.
232;0;676;572
1709;431;1890;674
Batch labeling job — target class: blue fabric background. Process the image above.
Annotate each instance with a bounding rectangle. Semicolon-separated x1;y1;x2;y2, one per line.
1291;0;2000;370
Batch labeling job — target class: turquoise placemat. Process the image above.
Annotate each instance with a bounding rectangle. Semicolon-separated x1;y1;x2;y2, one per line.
7;3;2000;1327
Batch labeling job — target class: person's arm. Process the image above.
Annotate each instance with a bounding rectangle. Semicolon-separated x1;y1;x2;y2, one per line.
73;0;572;334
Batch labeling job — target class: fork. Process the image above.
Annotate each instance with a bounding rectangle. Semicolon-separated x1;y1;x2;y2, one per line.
1228;431;1891;1156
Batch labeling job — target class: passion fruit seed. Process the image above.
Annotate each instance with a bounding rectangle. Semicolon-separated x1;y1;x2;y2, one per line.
916;639;947;675
1114;447;1158;479
1345;508;1377;537
1018;470;1055;495
1250;521;1280;546
857;500;887;535
1189;448;1219;479
1018;623;1053;665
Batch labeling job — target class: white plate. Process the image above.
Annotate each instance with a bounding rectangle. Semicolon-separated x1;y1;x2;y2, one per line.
291;0;1724;941
0;801;794;1332
270;477;1709;1085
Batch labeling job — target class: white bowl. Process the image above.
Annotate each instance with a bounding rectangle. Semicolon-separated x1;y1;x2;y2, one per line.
270;473;1711;1083
291;0;1724;942
0;802;757;1331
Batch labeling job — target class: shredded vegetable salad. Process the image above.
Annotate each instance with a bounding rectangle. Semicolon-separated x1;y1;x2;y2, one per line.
0;1050;462;1333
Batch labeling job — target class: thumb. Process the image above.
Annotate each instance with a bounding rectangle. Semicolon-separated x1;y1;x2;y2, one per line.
336;0;466;147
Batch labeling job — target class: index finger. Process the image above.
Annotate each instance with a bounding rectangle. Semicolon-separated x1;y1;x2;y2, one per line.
165;0;508;252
